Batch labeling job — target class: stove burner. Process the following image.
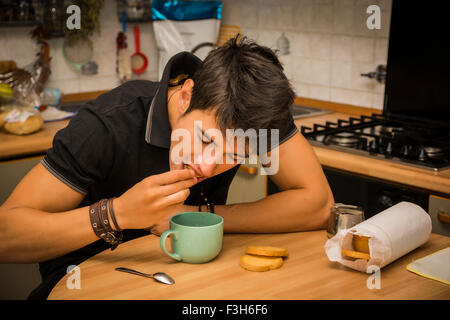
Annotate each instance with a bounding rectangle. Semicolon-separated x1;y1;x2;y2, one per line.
380;125;404;136
327;132;361;148
423;146;444;159
301;113;450;171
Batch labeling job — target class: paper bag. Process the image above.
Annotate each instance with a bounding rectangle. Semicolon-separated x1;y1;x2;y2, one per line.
324;201;432;272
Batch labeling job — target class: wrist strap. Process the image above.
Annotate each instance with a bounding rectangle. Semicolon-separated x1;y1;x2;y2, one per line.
89;199;123;250
108;198;122;232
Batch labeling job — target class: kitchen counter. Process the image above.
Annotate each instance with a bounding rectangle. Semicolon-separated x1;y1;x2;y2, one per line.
1;94;449;195
48;230;450;300
0;119;70;160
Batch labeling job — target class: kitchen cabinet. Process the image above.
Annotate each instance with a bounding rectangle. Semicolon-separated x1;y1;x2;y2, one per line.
429;195;450;237
0;155;43;300
0;155;43;204
226;162;266;205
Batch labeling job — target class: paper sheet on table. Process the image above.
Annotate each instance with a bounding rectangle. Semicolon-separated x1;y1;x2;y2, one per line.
407;247;450;285
40;106;77;122
325;202;432;272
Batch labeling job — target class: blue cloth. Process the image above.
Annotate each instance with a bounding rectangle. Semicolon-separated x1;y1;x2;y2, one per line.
152;0;222;21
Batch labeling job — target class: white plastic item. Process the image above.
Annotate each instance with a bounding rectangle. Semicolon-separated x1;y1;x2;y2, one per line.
324;201;432;272
151;0;222;80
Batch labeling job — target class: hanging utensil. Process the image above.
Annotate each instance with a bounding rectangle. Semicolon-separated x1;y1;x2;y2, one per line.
131;25;148;76
117;11;132;82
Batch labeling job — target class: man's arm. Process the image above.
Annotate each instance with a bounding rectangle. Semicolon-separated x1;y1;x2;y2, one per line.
0;163;96;263
216;132;334;233
0;163;197;263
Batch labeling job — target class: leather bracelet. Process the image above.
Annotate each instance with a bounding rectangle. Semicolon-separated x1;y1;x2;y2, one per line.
89;201;105;238
108;197;122;232
98;199;112;232
89;199;122;250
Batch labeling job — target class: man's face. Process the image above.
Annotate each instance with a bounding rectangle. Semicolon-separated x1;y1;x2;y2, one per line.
169;108;246;182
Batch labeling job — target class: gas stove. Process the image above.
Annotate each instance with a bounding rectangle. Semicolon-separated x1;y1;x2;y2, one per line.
300;113;450;172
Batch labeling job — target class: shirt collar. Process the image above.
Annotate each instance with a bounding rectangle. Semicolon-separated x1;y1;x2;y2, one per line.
145;51;203;148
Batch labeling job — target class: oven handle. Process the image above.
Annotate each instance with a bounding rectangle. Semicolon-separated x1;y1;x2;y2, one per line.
437;209;450;224
239;165;258;176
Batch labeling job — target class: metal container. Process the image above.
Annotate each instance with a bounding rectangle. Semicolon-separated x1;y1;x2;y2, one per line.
326;203;365;238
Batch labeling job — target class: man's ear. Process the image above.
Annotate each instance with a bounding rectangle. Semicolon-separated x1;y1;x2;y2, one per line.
178;79;194;114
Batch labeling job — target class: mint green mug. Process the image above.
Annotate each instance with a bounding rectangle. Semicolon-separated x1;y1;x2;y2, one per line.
160;212;223;264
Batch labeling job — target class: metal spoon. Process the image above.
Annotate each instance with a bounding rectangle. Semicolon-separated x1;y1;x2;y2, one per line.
115;267;175;285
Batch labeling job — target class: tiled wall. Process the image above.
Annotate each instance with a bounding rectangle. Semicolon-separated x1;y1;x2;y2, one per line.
0;2;159;94
223;0;392;109
0;0;391;109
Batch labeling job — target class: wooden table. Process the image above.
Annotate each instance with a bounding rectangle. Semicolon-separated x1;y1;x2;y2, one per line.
48;231;450;300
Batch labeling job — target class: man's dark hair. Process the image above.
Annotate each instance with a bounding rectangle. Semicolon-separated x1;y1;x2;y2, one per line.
186;35;295;141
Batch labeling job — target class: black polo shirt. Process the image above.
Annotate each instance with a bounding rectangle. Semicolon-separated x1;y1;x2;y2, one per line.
29;52;298;300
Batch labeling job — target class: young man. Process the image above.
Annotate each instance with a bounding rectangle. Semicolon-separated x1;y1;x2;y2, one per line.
0;37;334;299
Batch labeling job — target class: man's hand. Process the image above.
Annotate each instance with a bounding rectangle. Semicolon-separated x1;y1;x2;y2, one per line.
113;170;198;230
149;204;197;236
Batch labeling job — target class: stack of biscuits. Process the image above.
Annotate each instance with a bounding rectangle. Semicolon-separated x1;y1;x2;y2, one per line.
240;246;289;272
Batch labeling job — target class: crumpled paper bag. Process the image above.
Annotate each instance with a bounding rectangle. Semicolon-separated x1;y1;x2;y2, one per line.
325;202;432;272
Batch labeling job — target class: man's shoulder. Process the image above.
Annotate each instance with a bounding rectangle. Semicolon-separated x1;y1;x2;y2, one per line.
89;80;159;115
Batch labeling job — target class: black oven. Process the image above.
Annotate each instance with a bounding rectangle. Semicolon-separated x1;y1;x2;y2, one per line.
267;168;429;220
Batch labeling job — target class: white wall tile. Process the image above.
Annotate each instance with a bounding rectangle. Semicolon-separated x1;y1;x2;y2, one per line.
291;32;311;58
5;27;38;67
310;4;334;33
46;78;80;94
374;37;388;65
240;2;258;29
221;0;241;25
352;37;374;63
309;59;330;86
310;33;331;60
292;81;310;98
333;2;354;35
331;35;352;61
278;54;294;81
258;6;277;30
79;75;120;92
293;0;313;32
276;5;295;30
309;84;330;100
372;92;384;109
293;58;311;83
351;90;373;107
331;60;352;89
330;87;353;104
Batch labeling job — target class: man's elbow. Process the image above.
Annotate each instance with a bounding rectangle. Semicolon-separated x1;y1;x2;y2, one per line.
0;207;10;262
311;187;334;230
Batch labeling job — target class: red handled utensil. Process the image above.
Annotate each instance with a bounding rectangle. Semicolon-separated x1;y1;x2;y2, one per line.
131;25;148;76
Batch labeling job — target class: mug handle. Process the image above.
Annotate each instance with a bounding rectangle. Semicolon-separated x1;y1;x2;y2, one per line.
160;230;181;261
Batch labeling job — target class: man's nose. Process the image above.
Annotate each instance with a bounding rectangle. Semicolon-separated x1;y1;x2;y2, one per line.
198;152;217;177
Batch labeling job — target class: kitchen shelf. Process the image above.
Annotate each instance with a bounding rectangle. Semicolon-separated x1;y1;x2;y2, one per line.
116;0;153;24
0;20;39;27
